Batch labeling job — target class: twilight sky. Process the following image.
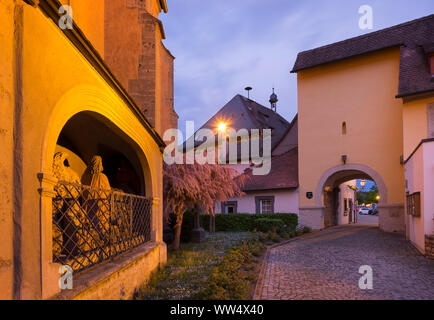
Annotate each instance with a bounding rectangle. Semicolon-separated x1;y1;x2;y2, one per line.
160;0;434;136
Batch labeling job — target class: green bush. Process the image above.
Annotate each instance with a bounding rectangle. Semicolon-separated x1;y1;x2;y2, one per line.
169;212;298;244
253;218;284;233
296;229;304;236
200;213;297;233
196;239;263;300
302;226;312;234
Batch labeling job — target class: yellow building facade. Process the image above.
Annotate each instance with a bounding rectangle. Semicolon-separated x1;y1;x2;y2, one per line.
292;15;434;256
0;0;174;299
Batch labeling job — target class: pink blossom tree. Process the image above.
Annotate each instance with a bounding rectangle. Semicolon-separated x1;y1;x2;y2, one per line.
163;163;247;250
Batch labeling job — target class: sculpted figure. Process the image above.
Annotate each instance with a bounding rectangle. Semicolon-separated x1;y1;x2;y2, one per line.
52;152;83;258
81;156;112;242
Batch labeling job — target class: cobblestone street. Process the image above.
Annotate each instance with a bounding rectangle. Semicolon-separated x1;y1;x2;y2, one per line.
260;225;434;300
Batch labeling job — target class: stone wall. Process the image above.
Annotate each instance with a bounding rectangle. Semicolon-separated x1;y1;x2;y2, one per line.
377;203;405;233
425;235;434;259
299;207;325;230
105;0;177;135
53;242;166;300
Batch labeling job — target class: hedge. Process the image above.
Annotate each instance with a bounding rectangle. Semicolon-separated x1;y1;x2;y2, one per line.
200;213;298;233
253;218;285;233
170;212;298;243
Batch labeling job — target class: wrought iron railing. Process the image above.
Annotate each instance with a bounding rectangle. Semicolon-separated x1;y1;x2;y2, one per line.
52;181;152;274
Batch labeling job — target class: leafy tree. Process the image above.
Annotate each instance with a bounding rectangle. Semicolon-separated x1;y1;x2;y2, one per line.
356;184;379;205
163;163;247;250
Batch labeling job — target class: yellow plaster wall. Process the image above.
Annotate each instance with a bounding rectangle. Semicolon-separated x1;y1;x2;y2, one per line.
2;3;163;299
0;0;16;300
403;96;434;160
297;48;405;207
59;0;105;56
70;242;166;300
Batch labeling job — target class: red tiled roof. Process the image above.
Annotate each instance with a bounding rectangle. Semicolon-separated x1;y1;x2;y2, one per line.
242;147;298;192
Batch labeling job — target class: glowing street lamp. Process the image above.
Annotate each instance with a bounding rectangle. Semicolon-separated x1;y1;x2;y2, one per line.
217;121;227;133
376;195;380;201
360;179;366;187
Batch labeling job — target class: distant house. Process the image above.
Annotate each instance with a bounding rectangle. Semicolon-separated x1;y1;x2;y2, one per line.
189;92;359;219
186;92;300;214
220;144;300;214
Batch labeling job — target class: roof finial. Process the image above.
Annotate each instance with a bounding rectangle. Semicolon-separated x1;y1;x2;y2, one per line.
244;87;252;99
269;87;278;112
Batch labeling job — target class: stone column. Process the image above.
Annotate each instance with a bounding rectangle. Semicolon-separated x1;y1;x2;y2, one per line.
425;235;434;259
37;173;61;299
150;197;166;265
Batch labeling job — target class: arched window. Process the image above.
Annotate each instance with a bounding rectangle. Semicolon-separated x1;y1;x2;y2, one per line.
342;121;347;135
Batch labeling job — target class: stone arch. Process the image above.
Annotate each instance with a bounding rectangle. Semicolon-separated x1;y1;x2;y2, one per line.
315;163;388;207
40;84;157;198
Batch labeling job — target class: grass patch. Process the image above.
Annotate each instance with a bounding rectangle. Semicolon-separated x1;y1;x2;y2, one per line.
134;227;312;300
134;232;255;300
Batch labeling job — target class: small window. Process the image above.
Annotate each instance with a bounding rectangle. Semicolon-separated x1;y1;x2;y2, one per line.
342;121;347;135
255;196;275;214
222;201;237;214
344;198;349;213
260;200;273;213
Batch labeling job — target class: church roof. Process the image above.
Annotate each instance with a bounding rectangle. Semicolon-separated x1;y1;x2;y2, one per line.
291;14;434;98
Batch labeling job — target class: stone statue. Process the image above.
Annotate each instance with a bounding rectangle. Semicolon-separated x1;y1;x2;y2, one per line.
81;156;112;243
53;152;81;186
52;152;83;258
81;155;111;190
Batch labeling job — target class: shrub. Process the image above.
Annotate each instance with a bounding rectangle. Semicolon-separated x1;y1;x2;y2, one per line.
170;212;298;244
267;230;281;243
196;239;264;300
302;226;312;234
254;218;284;233
200;213;297;233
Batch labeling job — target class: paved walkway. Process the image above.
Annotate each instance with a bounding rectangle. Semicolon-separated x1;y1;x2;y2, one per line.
260;225;434;300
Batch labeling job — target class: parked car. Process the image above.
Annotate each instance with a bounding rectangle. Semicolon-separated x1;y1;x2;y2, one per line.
358;207;371;215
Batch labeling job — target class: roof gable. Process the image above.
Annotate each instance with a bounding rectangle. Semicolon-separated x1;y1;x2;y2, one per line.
291;14;434;98
291;14;434;73
185;94;291;150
